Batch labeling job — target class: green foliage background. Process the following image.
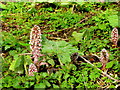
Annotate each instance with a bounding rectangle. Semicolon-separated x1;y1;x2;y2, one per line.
1;2;120;89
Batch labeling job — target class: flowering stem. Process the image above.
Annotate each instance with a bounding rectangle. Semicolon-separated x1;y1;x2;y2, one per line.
111;28;118;46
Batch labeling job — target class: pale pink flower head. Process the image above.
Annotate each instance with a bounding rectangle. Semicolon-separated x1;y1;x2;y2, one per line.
111;28;118;46
29;25;44;64
100;48;109;70
28;63;38;76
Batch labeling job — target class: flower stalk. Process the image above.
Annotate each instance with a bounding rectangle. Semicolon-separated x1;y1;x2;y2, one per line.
111;27;118;46
100;48;109;71
29;25;44;64
28;63;38;76
28;25;48;76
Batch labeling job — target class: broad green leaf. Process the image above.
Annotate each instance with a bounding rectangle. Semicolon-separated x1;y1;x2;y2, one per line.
91;47;97;52
9;60;16;71
58;53;71;64
48;59;55;66
53;84;59;88
9;55;24;74
108;15;118;27
34;83;46;88
14;65;24;74
0;2;6;9
72;31;84;42
42;40;78;65
109;85;115;88
106;61;114;69
41;72;48;78
43;80;51;87
9;50;17;56
30;82;35;86
63;73;70;80
14;55;22;68
5;45;11;50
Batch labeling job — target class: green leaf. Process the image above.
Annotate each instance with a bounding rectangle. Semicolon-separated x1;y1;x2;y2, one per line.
96;62;102;68
83;30;90;40
103;39;109;44
30;82;35;86
43;80;51;87
0;2;6;9
5;45;11;50
9;50;17;56
34;83;46;88
9;55;24;74
58;53;71;64
63;73;70;80
106;61;114;69
41;72;48;78
108;15;118;27
19;42;30;46
42;40;78;65
47;59;55;66
9;60;16;71
53;84;59;88
72;31;84;42
109;85;115;88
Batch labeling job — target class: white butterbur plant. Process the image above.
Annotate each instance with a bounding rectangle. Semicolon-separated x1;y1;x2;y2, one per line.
111;27;118;46
28;63;38;76
29;25;44;64
28;25;48;76
100;48;109;71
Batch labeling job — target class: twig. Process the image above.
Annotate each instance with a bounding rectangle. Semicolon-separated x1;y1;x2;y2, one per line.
80;56;120;82
19;53;32;55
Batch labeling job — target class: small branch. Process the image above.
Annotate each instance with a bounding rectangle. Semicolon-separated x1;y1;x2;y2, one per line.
80;56;120;82
19;53;32;55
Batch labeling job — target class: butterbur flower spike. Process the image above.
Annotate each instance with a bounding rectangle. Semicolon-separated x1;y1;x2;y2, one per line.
111;27;118;46
29;25;44;64
28;63;38;76
100;48;109;70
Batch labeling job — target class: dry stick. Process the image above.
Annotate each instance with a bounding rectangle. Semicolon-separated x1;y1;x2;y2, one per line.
80;56;120;82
